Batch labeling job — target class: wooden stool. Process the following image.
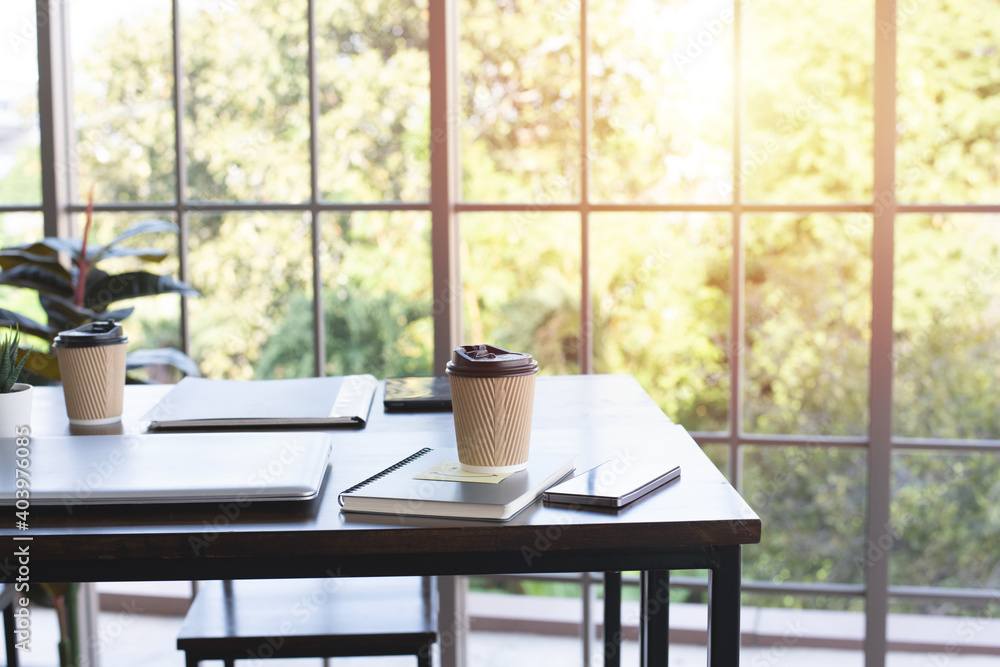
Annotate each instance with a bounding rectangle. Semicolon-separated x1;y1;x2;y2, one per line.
177;577;436;667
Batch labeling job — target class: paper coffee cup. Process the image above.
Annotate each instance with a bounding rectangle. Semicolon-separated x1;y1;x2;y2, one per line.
446;344;539;473
53;321;128;425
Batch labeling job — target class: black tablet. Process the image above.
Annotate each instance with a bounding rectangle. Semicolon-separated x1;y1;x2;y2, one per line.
384;376;453;412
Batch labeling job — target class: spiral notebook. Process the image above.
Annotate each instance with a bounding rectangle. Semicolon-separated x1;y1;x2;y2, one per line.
338;448;575;521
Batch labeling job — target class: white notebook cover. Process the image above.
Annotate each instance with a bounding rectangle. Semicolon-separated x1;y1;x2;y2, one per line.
141;375;377;430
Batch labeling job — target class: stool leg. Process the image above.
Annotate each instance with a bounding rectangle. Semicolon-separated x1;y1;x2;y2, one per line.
4;603;20;667
418;644;433;667
184;654;198;667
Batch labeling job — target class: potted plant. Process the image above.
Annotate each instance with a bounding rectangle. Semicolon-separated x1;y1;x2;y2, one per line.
0;326;31;435
0;191;201;382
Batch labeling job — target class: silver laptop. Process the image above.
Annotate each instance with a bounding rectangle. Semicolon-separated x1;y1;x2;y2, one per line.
0;432;332;506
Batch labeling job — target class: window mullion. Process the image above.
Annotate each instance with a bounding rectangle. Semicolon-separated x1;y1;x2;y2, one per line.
430;0;461;375
866;0;898;664
730;0;745;488
36;0;74;239
579;0;592;374
171;0;191;356
307;0;325;377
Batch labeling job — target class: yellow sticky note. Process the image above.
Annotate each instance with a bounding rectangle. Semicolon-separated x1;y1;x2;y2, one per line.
413;462;513;484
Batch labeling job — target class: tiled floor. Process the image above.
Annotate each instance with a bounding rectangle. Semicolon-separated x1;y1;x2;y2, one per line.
9;606;1000;667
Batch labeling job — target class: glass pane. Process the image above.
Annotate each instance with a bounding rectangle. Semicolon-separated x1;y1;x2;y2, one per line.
316;0;429;202
744;214;872;436
0;213;42;245
889;598;1000;619
591;213;730;431
894;215;1000;439
0;213;46;343
701;443;729;479
742;592;865;613
888;650;1000;666
72;211;183;381
182;0;310;202
887;600;1000;658
188;212;313;379
590;0;733;203
0;0;41;204
890;450;1000;591
742;446;867;586
470;632;867;666
461;213;580;374
459;0;580;202
897;0;1000;203
70;0;176;202
742;0;873;202
10;607;60;665
320;212;433;377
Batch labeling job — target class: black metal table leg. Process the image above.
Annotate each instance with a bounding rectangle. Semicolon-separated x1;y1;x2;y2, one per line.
603;571;621;667
640;569;669;666
708;545;741;666
4;601;20;667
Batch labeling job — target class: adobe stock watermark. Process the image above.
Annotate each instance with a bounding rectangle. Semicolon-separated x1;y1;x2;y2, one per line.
519;511;578;566
423;613;471;663
749;620;807;667
75;599;146;667
189;435;309;555
671;3;741;75
728;412;850;538
61;434;144;515
239;571;346;666
843;128;951;240
594;239;679;322
521;449;638;566
891;258;1000;368
919;591;1000;666
876;0;926;39
5;0;70;56
716;82;836;199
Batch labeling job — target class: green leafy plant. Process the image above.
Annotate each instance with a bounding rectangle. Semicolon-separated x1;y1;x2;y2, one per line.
0;193;201;381
0;326;29;393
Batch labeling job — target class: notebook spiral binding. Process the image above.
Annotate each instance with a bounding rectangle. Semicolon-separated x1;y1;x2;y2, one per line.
339;447;433;501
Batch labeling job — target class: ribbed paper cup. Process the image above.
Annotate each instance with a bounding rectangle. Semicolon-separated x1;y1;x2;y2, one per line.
53;321;128;426
56;343;127;425
447;345;539;473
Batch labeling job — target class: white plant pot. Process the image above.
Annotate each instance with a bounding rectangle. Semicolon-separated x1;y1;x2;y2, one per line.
0;383;33;437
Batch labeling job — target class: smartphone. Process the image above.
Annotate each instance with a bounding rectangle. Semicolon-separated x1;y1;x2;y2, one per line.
543;459;681;508
384;376;453;413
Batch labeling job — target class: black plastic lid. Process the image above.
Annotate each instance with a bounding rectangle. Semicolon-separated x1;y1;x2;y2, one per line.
53;320;127;348
446;344;538;378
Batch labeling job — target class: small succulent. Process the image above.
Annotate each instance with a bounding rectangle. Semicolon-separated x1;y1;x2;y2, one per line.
0;326;29;393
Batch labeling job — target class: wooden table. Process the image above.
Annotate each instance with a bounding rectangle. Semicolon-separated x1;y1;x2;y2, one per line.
1;375;760;666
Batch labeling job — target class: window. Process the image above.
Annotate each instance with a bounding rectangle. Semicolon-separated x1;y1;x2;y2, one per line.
2;0;999;664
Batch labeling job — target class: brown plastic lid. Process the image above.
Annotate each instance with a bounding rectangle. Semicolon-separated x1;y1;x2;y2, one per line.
445;344;539;378
53;320;127;348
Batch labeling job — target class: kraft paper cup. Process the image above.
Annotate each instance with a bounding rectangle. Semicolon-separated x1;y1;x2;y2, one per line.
446;344;539;474
53;321;128;426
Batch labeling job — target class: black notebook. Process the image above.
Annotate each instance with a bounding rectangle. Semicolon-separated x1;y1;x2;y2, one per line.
338;448;575;521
